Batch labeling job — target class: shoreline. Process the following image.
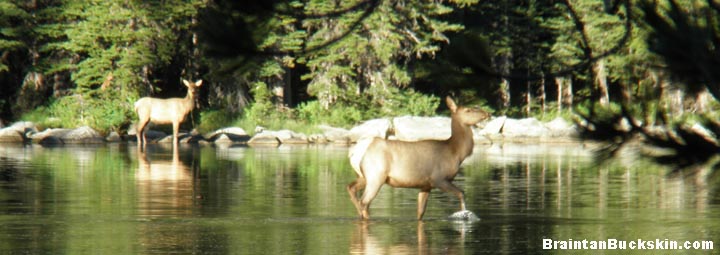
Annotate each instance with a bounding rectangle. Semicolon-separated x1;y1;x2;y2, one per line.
0;116;583;146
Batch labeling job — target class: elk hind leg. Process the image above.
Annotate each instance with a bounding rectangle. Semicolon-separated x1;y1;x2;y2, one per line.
359;181;383;220
347;178;366;216
417;190;430;220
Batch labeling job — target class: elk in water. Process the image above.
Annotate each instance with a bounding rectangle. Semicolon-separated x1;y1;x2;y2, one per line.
347;96;490;220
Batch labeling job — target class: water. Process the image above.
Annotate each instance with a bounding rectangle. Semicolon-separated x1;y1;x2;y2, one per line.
0;143;718;254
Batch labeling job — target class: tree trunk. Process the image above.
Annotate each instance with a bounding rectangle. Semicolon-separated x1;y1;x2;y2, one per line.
539;71;546;116
526;80;532;117
565;78;573;109
556;76;564;112
594;59;610;106
498;78;511;112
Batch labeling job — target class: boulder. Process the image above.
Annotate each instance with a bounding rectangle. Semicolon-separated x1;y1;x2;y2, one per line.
128;129;167;143
249;129;308;145
319;125;350;142
30;128;71;145
308;134;329;144
8;121;37;134
0;128;24;143
62;126;105;144
501;117;548;138
205;127;251;143
105;131;123;142
213;134;234;145
544;117;579;138
479;116;506;136
393;116;451;141
348;118;391;142
0;121;37;143
156;132;202;144
247;136;280;146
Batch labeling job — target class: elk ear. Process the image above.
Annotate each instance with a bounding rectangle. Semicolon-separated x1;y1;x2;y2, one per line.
195;80;203;87
446;96;457;113
182;79;190;87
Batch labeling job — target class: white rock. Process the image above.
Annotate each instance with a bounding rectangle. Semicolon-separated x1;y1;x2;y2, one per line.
349;118;391;142
393;116;451;141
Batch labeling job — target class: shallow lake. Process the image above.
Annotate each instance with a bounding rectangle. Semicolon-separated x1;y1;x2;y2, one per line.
0;143;718;254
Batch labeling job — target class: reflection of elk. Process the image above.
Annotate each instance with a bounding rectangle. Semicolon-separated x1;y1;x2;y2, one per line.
350;221;461;255
136;146;194;216
135;79;203;147
348;97;490;220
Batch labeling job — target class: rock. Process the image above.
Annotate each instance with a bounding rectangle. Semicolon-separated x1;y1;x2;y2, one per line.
544;117;578;138
9;121;37;134
213;134;234;144
258;129;309;144
129;129;167;143
157;133;201;144
106;132;123;142
248;136;280;146
319;125;350;142
30;128;71;145
248;129;308;145
472;127;494;144
180;133;204;144
0;121;38;143
205;127;250;142
393;116;451;141
281;132;309;144
348;118;391;142
501;117;548;138
308;134;329;144
0;128;24;143
479;116;506;135
62;126;104;144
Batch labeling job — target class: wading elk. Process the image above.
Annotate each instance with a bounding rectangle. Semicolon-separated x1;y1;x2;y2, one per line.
347;97;490;220
134;79;202;147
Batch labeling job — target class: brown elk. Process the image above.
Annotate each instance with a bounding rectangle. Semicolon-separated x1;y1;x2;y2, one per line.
347;97;490;220
134;79;202;147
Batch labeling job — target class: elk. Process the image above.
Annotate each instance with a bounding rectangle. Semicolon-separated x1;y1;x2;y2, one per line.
347;97;490;220
134;79;202;147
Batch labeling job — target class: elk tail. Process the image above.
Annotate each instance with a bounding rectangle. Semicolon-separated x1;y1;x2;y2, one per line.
349;137;374;179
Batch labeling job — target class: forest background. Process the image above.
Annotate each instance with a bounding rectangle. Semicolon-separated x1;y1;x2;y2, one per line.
1;0;719;156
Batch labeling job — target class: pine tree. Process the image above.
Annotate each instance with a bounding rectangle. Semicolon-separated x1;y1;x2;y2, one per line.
33;0;206;132
300;0;466;114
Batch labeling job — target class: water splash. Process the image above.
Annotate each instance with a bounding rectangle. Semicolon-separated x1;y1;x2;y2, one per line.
448;210;480;222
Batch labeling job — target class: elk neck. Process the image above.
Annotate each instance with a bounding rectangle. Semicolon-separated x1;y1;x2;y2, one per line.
182;90;196;112
447;115;475;161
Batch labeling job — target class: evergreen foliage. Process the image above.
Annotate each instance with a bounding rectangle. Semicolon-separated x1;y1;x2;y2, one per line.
0;0;718;167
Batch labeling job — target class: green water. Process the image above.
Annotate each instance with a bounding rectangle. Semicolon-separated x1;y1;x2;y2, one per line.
0;143;717;254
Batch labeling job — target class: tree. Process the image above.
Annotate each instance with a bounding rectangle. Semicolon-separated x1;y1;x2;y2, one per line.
28;0;206;132
300;0;468;115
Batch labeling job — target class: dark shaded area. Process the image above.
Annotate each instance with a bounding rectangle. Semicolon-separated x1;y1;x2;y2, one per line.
576;0;720;171
641;0;720;100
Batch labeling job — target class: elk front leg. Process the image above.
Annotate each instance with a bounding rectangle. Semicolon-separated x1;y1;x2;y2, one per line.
137;119;149;147
436;180;466;211
172;121;180;146
417;190;430;220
